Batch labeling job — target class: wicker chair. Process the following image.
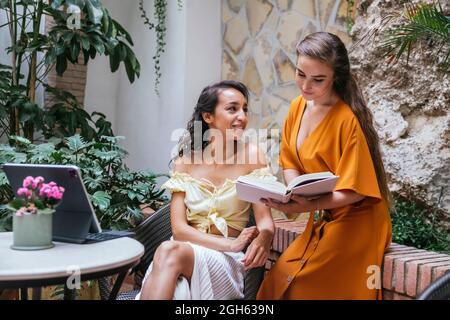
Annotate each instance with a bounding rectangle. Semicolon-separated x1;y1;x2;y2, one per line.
100;203;266;300
417;271;450;300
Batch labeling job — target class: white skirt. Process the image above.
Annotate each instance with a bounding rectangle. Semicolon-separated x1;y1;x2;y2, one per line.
135;240;245;300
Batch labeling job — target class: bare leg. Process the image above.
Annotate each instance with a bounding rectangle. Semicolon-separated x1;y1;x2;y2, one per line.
140;241;195;300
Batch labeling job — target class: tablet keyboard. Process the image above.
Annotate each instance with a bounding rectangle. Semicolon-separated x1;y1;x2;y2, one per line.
85;230;135;243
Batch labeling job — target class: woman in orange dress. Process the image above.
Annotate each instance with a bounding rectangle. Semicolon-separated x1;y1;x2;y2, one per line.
257;32;392;300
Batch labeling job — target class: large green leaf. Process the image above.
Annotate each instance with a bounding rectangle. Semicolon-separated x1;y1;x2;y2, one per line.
29;143;56;163
85;0;103;24
8;199;26;210
118;44;127;62
66;134;87;151
45;48;57;65
90;191;111;211
109;50;120;72
70;42;81;61
12;152;27;163
90;36;105;55
81;36;90;50
63;31;75;44
113;19;133;46
124;59;135;84
55;43;66;56
101;7;110;35
82;48;91;64
84;175;104;189
9;136;31;146
55;54;68;75
88;45;97;59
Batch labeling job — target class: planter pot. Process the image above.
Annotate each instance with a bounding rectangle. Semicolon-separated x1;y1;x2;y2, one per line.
11;213;54;250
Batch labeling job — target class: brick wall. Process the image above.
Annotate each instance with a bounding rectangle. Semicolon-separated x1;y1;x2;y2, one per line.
382;244;450;300
44;16;88;108
266;220;450;300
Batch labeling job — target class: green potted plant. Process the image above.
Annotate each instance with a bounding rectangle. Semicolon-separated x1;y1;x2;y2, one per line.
0;0;141;141
0;134;168;232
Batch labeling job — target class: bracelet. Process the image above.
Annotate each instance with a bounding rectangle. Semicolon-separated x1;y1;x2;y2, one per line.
313;198;320;222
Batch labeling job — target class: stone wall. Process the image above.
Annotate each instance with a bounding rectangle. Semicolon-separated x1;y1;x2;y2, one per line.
350;0;449;227
222;0;354;177
221;0;450;226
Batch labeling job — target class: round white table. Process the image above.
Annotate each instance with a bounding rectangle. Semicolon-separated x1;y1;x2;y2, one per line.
0;232;144;300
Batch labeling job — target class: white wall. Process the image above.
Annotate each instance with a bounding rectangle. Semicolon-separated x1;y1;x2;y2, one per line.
0;7;46;143
0;11;10;66
85;0;222;178
83;0;130;139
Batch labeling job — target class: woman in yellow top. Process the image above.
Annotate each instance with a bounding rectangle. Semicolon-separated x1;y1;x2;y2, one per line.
257;32;392;300
138;80;275;300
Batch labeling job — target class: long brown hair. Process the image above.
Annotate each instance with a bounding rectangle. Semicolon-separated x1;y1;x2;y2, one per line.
296;32;391;206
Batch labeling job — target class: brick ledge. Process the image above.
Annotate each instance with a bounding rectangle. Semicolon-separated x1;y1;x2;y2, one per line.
265;220;450;300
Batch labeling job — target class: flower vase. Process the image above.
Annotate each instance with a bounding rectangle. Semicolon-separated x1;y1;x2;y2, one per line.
11;213;55;250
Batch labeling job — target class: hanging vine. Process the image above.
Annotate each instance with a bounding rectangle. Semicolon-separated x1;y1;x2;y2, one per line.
153;0;167;96
139;0;155;30
139;0;182;96
346;0;356;35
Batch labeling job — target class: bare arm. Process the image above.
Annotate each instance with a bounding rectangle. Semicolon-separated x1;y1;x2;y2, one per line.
242;201;275;270
278;167;365;213
241;145;275;269
283;168;301;185
262;189;365;214
168;159;237;251
170;192;258;252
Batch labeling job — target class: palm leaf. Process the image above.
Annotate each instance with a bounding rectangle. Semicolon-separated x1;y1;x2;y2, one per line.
380;2;450;70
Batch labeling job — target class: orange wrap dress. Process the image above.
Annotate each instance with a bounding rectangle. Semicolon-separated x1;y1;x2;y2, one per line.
257;96;392;300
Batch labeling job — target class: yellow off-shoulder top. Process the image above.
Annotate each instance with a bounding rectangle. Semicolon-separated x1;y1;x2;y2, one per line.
161;166;276;238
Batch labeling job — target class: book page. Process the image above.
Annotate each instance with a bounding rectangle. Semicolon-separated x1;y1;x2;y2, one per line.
290;176;339;197
236;183;291;204
237;176;287;194
286;171;334;191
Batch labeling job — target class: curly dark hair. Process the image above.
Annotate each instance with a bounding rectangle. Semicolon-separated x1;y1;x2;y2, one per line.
176;80;249;159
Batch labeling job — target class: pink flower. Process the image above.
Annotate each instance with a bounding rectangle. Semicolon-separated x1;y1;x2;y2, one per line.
52;191;63;200
17;187;28;196
27;207;38;215
32;176;45;189
12;177;65;217
39;184;51;197
38;183;65;201
22;176;34;188
35;176;44;183
17;187;32;199
14;206;37;216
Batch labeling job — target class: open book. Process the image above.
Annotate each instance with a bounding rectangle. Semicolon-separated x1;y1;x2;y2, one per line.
236;171;339;204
